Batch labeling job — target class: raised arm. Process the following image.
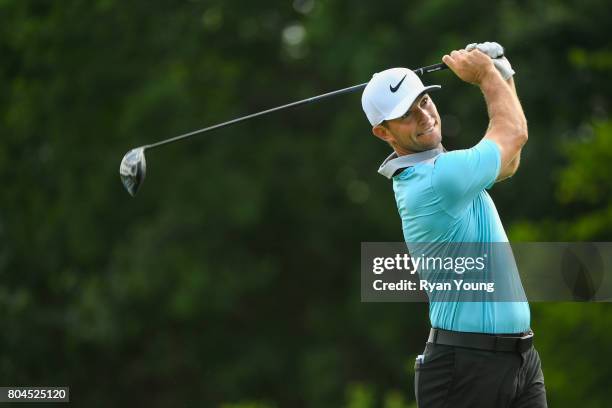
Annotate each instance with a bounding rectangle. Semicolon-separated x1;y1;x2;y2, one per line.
495;77;524;180
442;49;528;180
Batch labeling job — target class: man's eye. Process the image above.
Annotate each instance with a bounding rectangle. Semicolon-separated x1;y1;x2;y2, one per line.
421;97;429;106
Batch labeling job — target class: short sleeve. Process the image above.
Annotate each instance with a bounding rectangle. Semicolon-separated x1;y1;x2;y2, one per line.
432;139;501;216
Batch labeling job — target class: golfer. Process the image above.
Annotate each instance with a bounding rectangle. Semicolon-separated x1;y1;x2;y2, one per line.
361;42;547;407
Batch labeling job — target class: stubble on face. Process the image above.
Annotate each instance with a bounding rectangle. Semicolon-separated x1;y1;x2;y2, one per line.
385;94;442;155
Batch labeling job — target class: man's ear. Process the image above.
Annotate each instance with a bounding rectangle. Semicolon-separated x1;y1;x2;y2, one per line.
372;124;393;143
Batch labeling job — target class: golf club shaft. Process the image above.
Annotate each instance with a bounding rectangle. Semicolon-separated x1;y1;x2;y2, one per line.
145;62;448;150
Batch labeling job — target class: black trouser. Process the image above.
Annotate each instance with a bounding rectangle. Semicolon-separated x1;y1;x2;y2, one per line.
414;333;547;407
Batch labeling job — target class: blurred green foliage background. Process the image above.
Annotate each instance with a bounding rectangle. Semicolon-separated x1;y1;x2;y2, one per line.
1;0;611;406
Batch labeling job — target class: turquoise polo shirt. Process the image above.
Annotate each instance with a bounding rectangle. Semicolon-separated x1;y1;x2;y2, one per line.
378;139;530;334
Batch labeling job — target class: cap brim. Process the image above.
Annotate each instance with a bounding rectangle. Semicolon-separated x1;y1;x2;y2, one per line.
384;85;441;122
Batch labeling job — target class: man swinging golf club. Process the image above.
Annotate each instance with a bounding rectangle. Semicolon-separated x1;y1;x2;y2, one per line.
362;42;547;407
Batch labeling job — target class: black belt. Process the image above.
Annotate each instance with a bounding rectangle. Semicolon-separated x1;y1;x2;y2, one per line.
428;328;534;353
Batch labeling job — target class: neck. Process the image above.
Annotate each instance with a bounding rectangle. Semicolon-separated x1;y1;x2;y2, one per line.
394;144;443;157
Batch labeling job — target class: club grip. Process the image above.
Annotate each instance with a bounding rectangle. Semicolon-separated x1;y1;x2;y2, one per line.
413;63;448;76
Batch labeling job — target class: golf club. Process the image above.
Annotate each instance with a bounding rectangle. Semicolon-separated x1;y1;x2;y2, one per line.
119;62;448;197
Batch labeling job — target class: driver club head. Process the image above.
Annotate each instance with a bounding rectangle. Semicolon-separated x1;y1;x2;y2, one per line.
119;147;147;197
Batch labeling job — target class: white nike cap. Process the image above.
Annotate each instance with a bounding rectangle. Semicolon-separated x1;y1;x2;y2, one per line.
361;67;441;126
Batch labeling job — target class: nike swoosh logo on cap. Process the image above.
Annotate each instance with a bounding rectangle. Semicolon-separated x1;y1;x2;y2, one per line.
389;74;407;93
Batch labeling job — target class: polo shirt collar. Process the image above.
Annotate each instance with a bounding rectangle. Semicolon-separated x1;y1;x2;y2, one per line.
378;147;444;179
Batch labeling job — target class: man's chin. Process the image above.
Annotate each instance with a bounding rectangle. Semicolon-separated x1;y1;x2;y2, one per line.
414;133;442;150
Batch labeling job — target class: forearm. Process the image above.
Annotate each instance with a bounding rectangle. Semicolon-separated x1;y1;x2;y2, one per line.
506;77;522;113
480;70;527;138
